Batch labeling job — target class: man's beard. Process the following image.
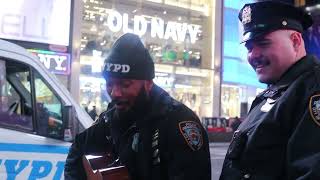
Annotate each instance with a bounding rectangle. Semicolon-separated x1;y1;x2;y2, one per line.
114;86;150;121
130;86;150;114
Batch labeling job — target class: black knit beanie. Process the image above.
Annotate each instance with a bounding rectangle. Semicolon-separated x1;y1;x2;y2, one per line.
103;33;155;80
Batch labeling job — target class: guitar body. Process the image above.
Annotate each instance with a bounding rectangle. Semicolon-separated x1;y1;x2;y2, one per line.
82;153;130;180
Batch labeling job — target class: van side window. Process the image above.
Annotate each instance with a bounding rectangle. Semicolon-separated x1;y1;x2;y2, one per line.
0;60;33;131
34;71;63;139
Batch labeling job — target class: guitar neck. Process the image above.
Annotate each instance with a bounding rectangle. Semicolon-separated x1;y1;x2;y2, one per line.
83;154;130;180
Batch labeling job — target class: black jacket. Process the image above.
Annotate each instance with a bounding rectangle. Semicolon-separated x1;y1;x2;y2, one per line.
65;84;211;180
220;56;320;180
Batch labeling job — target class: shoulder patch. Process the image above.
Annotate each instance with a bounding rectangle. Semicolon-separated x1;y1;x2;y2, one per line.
309;94;320;127
179;121;203;151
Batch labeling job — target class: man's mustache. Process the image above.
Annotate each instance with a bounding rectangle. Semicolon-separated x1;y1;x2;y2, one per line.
112;99;129;105
250;57;270;69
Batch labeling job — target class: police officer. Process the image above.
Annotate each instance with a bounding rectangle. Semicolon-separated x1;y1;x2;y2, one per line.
220;1;320;180
64;33;211;180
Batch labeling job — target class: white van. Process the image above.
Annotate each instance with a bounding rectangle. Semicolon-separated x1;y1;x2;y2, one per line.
0;39;93;179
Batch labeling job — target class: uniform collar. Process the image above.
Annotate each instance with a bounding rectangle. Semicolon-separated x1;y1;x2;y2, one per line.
149;84;168;99
148;84;169;115
269;55;319;91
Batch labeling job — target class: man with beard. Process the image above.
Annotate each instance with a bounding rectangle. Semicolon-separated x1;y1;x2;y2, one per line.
220;1;320;180
64;33;211;180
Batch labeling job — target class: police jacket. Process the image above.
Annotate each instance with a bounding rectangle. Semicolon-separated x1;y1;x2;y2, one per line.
220;56;320;180
65;84;211;180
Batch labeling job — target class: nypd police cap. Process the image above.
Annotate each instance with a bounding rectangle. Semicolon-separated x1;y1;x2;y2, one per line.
103;33;155;80
238;1;313;43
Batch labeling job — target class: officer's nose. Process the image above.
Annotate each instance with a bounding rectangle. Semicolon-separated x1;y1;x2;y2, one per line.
248;46;262;66
248;45;262;59
110;85;122;98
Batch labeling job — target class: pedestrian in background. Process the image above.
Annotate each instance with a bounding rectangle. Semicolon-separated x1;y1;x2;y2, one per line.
220;1;320;179
229;116;241;132
88;105;97;120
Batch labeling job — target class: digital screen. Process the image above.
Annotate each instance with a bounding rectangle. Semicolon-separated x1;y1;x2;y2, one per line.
304;14;320;59
28;49;71;75
223;58;266;88
223;3;265;88
0;0;71;46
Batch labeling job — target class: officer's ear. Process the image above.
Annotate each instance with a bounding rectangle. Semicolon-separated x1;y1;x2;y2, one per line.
290;31;302;52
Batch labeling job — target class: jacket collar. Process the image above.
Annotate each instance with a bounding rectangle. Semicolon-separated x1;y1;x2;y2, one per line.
147;84;170;117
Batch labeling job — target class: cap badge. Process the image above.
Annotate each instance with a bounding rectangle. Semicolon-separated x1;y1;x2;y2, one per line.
282;21;288;26
261;98;276;112
242;6;252;25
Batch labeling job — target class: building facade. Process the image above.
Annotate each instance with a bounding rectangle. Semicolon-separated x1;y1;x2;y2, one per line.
72;0;222;120
0;0;224;121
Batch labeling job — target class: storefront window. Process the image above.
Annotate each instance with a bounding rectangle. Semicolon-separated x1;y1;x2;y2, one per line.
221;85;240;118
79;0;214;119
139;0;209;14
164;0;209;13
154;64;214;117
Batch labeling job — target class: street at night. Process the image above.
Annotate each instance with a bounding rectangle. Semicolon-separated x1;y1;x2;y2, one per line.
210;143;229;180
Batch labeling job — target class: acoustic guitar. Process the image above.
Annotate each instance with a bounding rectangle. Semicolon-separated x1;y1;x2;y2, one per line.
82;153;130;180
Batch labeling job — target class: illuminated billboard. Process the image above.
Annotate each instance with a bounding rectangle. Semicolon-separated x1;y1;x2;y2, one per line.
28;49;71;75
223;0;265;88
0;0;71;46
304;14;320;59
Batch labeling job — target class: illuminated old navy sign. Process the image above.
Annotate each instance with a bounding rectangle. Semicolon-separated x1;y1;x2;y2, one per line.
28;49;71;75
107;10;201;43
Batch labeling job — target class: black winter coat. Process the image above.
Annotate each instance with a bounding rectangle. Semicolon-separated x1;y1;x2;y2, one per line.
220;56;320;180
65;84;211;180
